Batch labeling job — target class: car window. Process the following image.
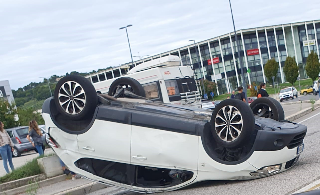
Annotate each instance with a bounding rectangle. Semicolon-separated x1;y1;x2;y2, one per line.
6;131;14;138
16;127;29;139
143;82;159;99
165;80;179;96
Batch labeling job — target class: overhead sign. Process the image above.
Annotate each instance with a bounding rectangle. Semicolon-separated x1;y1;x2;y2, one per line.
303;40;316;46
247;48;259;56
207;57;220;65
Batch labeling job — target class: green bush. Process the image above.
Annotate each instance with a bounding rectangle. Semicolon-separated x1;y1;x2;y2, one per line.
0;158;42;184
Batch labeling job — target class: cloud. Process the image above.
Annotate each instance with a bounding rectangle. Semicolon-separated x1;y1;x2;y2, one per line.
0;0;319;89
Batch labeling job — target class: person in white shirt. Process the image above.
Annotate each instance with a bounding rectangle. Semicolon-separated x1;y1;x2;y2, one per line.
0;121;15;174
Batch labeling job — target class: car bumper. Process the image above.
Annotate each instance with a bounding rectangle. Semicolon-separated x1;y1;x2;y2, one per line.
15;142;35;153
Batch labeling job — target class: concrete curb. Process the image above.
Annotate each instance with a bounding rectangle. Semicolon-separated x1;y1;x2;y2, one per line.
0;174;46;191
1;174;66;195
55;181;107;195
286;101;320;121
281;99;317;105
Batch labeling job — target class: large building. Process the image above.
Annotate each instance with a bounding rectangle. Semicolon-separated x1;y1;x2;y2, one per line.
0;80;15;104
121;19;320;95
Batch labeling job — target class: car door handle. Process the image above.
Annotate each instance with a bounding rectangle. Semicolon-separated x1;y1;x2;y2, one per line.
132;155;147;161
82;146;95;151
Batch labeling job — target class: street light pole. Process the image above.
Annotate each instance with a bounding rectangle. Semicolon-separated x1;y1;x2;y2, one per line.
39;77;52;97
120;25;135;67
189;40;206;99
228;0;248;103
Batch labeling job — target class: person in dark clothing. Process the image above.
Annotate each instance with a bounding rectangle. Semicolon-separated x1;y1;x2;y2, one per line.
257;83;269;98
230;90;235;99
27;120;44;156
235;86;246;102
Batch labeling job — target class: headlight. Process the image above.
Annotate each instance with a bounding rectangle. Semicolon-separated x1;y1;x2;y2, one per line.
250;164;281;177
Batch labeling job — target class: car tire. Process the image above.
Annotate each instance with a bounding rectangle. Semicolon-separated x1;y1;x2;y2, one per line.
250;97;285;121
303;91;307;95
210;99;255;149
12;147;21;157
54;75;98;120
280;99;283;102
108;77;146;97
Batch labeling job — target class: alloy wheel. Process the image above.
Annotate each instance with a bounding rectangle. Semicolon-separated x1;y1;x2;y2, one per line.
58;81;86;115
215;105;243;142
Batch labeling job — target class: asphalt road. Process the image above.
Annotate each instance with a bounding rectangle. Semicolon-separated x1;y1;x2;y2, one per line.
121;110;320;195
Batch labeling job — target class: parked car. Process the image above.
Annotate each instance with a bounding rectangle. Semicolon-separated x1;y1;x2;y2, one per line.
201;100;216;110
42;75;307;193
279;87;298;102
300;86;314;95
0;126;46;158
313;81;319;95
247;97;257;104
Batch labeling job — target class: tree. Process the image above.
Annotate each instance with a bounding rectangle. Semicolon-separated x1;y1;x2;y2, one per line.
283;56;299;86
249;82;258;97
0;101;19;128
17;108;44;126
264;58;279;85
305;51;320;82
200;79;217;99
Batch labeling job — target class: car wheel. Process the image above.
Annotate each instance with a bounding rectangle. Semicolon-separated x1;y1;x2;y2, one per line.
108;77;146;98
250;97;285;121
280;99;283;102
54;75;98;120
12;147;21;157
303;91;307;95
210;99;255;149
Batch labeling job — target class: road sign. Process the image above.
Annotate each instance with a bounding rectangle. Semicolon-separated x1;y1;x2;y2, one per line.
204;94;208;99
210;92;214;97
254;86;257;90
247;68;251;73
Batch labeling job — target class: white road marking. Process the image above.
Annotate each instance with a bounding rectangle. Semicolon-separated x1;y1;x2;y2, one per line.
298;112;320;124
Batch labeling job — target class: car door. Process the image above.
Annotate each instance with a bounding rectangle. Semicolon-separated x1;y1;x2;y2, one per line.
77;106;132;164
130;110;199;171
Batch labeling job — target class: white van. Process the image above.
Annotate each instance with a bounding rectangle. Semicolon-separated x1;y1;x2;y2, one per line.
86;56;201;105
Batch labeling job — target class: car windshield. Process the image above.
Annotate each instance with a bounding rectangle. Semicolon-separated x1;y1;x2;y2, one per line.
16;127;29;139
280;88;291;93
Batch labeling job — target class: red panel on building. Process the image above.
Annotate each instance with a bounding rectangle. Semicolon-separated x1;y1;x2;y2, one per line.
247;48;259;56
207;57;220;65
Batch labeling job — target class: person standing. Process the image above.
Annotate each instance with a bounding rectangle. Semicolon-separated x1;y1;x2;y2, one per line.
230;90;235;99
27;120;44;156
0;121;15;174
257;83;269;98
235;86;246;102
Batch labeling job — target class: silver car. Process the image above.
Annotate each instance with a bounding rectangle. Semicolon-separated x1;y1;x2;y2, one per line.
0;126;46;158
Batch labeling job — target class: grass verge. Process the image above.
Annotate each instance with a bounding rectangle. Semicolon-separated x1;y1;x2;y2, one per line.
0;156;46;184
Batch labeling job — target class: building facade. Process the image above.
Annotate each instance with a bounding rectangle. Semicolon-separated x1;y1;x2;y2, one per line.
0;80;15;104
121;19;320;95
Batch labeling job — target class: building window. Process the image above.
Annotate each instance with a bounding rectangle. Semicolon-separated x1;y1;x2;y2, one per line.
92;75;99;83
243;34;258;50
258;32;267;48
210;42;221;57
98;73;106;81
267;31;276;47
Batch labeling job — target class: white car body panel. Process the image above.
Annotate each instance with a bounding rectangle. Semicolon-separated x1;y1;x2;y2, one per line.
247;147;298;169
77;120;131;163
131;126;198;171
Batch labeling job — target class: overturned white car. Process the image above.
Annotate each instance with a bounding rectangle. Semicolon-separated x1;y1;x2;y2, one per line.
42;75;306;193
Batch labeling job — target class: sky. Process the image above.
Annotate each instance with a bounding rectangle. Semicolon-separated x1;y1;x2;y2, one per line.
0;0;319;90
